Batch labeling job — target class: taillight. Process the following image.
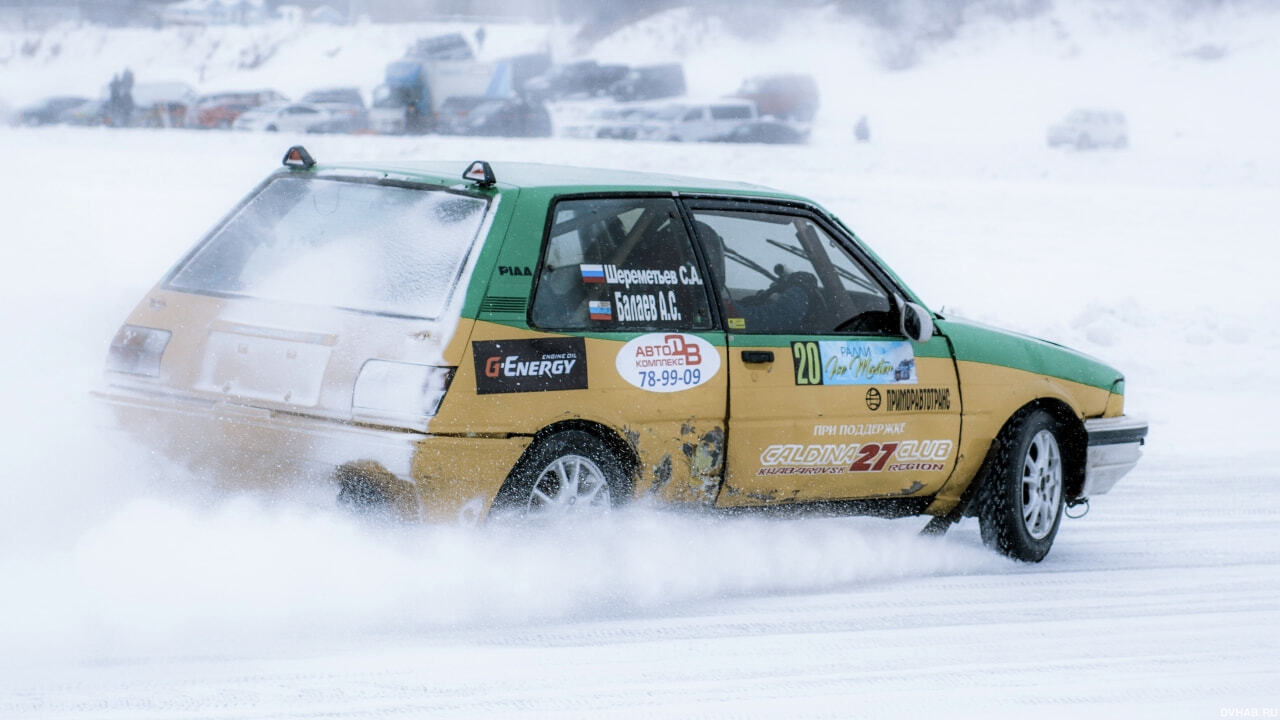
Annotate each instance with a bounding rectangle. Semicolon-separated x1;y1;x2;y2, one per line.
106;325;171;377
352;360;454;424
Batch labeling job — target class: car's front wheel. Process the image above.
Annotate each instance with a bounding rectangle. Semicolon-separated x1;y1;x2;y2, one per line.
494;430;630;519
977;408;1066;562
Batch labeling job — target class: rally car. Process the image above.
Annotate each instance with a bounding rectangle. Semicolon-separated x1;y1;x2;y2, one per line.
96;147;1147;561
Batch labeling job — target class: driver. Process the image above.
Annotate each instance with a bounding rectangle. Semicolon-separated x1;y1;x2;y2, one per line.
693;220;811;333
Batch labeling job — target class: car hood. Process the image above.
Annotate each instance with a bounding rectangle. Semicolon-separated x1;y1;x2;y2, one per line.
936;316;1123;393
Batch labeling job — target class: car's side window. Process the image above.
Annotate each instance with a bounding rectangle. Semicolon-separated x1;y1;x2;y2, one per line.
530;197;713;331
690;208;893;334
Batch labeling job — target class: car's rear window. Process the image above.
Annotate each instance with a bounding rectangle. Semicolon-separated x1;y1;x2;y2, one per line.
167;176;489;319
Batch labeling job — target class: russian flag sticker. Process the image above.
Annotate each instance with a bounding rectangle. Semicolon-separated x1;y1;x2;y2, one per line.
588;300;612;320
580;264;606;283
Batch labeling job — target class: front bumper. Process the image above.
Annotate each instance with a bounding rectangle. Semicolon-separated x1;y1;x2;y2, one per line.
1080;415;1148;496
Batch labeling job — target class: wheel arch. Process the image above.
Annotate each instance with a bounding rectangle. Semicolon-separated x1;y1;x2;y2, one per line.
513;419;641;490
1003;398;1088;501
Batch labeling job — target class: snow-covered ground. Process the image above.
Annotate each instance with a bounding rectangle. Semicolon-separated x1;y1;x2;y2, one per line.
1;4;1278;718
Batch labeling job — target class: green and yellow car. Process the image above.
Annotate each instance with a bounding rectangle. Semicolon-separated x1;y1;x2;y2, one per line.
97;147;1147;561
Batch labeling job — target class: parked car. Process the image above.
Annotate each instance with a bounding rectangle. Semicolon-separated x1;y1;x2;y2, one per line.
609;63;686;102
58;98;111;127
560;104;655;140
131;82;198;128
711;119;809;145
733;74;819;122
435;96;551;137
300;87;368;132
233;102;343;132
96;149;1147;562
191;90;287;129
638;99;758;142
16;95;89;126
301;87;364;107
1047;109;1129;149
525;60;630;101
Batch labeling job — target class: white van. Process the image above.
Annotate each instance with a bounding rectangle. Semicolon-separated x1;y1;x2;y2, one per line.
639;99;757;142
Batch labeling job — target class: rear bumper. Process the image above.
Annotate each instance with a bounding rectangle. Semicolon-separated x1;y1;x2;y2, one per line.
92;385;531;522
1080;415;1148;497
92;385;423;482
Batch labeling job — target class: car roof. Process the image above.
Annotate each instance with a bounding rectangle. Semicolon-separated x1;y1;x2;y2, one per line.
310;161;805;201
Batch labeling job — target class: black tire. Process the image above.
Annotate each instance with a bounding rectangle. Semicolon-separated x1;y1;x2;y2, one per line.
977;408;1067;562
265;124;278;132
492;430;630;518
337;474;393;519
334;462;413;522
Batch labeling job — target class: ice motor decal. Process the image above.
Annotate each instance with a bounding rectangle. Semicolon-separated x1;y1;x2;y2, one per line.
791;340;917;386
616;333;720;393
473;337;587;394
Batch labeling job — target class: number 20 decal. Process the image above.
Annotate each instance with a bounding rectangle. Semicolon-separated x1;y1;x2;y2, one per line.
791;341;823;385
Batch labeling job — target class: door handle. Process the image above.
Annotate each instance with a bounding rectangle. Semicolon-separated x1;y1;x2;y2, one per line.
741;350;774;364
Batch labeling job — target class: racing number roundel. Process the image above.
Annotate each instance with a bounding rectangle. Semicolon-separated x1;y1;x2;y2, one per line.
616;333;720;393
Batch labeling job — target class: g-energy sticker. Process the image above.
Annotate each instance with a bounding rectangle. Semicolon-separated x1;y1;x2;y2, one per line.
472;337;587;394
616;333;721;393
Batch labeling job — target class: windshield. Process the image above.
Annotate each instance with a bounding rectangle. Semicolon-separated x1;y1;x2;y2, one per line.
167;176;490;319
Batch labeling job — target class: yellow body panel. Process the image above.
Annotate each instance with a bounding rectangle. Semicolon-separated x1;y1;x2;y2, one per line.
923;360;1114;514
434;321;728;506
411;436;532;522
718;347;962;505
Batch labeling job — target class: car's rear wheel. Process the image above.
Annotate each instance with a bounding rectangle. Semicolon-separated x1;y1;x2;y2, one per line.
977;408;1066;562
494;430;630;519
334;462;416;522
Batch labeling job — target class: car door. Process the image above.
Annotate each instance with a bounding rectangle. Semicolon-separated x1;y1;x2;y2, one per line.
685;200;961;506
464;194;729;505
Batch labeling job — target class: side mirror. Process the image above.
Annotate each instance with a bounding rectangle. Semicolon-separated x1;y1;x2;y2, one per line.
897;297;934;343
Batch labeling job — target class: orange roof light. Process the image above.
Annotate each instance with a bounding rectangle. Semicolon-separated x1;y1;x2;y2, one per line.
463;160;495;187
282;145;316;169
